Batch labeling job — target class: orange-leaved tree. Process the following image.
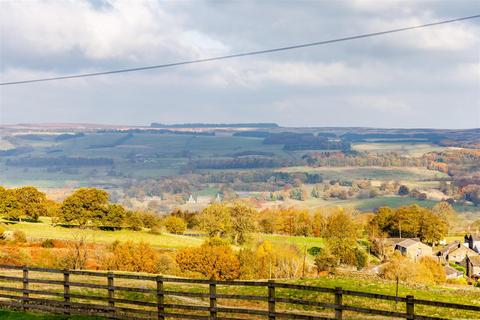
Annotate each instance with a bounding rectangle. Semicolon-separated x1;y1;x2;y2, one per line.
176;239;240;280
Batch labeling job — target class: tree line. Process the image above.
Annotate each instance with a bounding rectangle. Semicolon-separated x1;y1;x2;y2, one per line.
0;186;160;230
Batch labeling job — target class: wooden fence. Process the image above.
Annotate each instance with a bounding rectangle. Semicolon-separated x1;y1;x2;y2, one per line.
0;265;478;320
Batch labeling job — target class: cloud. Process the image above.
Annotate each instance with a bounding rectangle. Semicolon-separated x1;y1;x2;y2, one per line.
367;15;480;51
0;0;229;63
0;0;479;128
347;95;412;112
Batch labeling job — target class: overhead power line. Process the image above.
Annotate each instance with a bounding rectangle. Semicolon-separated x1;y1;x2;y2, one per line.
1;14;479;86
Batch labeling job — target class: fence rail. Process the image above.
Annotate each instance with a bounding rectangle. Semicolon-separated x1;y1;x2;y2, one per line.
0;265;478;320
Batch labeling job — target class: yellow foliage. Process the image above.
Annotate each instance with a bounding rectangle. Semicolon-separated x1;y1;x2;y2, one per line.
176;241;240;280
101;241;160;273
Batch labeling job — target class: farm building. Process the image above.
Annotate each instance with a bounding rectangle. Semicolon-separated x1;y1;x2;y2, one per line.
464;255;480;278
444;266;464;280
437;241;479;264
394;239;432;261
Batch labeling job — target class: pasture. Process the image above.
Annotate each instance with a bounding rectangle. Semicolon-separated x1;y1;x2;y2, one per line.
0;267;479;320
351;142;447;156
0;310;101;319
4;218;203;249
2;218;332;252
277;166;449;181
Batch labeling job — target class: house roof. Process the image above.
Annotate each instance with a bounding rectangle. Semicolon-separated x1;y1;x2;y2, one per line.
444;266;463;276
386;238;420;245
397;239;430;248
448;246;478;257
468;255;480;266
437;241;461;255
397;239;428;248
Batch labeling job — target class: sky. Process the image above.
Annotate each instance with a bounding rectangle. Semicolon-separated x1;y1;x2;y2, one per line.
0;0;479;128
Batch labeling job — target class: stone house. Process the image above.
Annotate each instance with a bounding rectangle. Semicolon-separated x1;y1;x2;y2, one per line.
394;239;432;261
437;241;479;264
464;255;480;278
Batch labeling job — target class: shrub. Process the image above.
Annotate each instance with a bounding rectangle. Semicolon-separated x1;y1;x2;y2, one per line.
0;247;30;265
307;246;322;256
12;230;27;243
0;223;8;234
149;226;162;235
314;247;337;275
41;239;55;248
420;257;446;284
380;252;446;285
354;247;369;270
157;253;177;274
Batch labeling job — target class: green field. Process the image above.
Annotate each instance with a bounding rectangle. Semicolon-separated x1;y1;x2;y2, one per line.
258;233;324;248
4;219;330;251
1;273;479;320
0;133;288;187
350;196;477;212
5;218;203;249
277;166;449;181
0;310;103;320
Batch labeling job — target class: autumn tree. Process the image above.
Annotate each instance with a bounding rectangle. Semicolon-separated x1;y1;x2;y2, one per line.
59;233;89;270
369;205;449;244
432;201;456;232
398;185;410;196
197;203;232;238
103;204;126;229
60;188;109;226
0;186;48;221
229;202;256;244
323;208;359;264
102;241;161;273
164;216;187;234
176;240;240;280
311;211;325;237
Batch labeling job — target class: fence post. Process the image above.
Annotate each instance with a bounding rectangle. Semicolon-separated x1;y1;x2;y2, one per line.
335;287;343;320
406;295;414;320
22;266;29;311
268;280;275;320
209;280;217;320
107;272;115;315
156;276;164;320
63;269;70;315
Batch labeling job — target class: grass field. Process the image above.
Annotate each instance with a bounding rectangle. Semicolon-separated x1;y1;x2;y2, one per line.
5;218;203;249
3;218;330;251
258;233;324;248
0;310;103;320
349;196;478;212
2;272;478;320
276;166;449;181
351;142;447;156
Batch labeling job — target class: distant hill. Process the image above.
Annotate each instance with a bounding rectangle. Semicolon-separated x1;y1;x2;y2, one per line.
151;123;279;128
